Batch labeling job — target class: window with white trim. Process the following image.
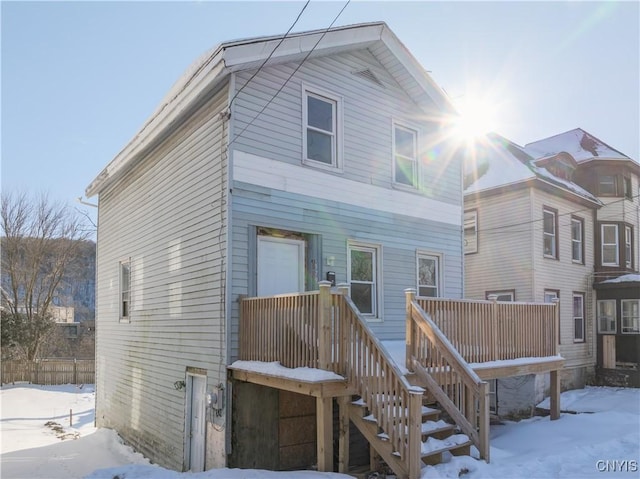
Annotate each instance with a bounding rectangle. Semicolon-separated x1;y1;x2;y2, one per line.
571;216;583;263
573;293;585;342
303;88;341;168
464;210;478;254
393;124;418;188
625;225;632;268
601;224;619;266
348;242;381;318
120;260;131;320
417;252;441;297
597;300;616;334
621;300;640;334
543;207;558;258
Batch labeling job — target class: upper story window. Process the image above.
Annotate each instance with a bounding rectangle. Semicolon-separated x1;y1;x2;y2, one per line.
625;226;633;268
393;124;418;188
348;242;381;320
597;300;616;334
573;293;585;342
120;260;131;321
417;252;441;297
601;224;619;266
464;210;478;254
303;87;342;170
598;175;616;196
621;300;640;334
623;177;633;200
543;207;558;259
571;216;584;263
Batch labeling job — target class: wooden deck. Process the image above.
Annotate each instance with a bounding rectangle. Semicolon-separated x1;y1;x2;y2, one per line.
236;283;563;478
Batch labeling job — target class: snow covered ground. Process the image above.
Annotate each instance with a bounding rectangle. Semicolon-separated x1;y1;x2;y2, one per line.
1;383;638;478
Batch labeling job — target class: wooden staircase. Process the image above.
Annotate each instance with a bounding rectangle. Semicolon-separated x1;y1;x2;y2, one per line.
349;395;472;475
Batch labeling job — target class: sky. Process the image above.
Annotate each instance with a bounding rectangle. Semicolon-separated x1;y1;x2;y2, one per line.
2;1;639;230
1;382;639;478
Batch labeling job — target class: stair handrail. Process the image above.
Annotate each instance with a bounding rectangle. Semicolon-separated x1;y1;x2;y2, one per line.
405;290;490;462
333;288;423;478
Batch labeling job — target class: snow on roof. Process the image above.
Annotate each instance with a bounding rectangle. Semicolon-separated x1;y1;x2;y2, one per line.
464;134;600;204
524;128;634;163
599;273;640;284
464;134;536;193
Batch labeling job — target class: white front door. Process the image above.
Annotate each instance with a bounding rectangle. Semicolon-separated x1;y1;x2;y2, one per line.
186;374;206;472
257;236;305;296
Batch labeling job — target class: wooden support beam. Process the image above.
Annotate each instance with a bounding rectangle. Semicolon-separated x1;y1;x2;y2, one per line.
408;390;422;479
316;396;333;472
318;281;332;371
550;369;561;420
405;289;416;372
337;396;350;473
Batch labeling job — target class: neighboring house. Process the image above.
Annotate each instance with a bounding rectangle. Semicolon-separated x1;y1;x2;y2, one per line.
525;129;640;386
86;22;467;474
50;305;75;323
42;319;96;359
464;133;602;415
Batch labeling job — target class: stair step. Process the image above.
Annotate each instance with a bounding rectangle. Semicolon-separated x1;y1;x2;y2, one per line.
420;434;472;465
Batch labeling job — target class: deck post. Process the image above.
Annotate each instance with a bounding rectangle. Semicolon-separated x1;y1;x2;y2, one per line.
337;395;350;473
552;298;560;355
337;284;350;376
405;289;417;371
408;389;423;479
550;369;561;420
316;396;333;472
318;281;332;371
478;381;490;462
488;295;498;361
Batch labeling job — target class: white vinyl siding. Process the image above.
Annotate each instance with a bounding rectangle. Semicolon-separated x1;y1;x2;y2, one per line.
417;252;441;297
302;86;342;170
464;210;478;254
231;50;462;206
597;300;616;334
94;86;229;471
393;123;418;188
621;300;640;334
348;242;381;319
601;224;619;266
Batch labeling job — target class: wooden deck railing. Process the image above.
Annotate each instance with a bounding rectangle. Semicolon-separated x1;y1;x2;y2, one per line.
406;290;490;461
238;286;560;476
239;292;319;368
239;283;422;477
416;295;559;363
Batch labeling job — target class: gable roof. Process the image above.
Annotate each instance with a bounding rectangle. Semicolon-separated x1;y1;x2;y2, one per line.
524;128;635;164
86;22;455;197
465;133;600;206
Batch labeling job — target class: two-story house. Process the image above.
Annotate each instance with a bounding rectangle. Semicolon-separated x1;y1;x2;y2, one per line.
86;22;468;474
525;129;640;386
464;133;602;415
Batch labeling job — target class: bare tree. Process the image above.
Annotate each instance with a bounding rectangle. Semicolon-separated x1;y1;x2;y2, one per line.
1;191;90;360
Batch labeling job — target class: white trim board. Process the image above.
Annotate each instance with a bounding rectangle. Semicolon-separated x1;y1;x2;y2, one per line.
232;150;461;226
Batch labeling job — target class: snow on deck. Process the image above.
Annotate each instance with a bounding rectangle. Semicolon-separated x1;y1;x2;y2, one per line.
229;360;344;382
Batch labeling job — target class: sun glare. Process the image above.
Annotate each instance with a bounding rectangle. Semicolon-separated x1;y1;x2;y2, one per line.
453;96;499;140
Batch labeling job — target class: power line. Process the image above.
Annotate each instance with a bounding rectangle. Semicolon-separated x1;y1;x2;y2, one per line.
228;0;310;109
228;0;351;147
